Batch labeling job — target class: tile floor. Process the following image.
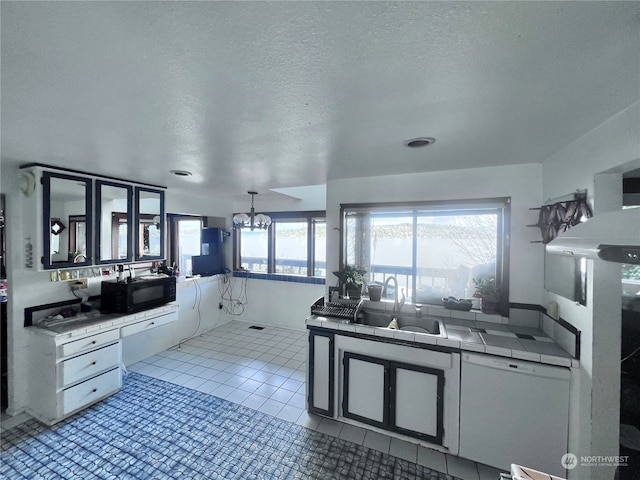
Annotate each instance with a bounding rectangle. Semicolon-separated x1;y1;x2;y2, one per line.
129;320;504;480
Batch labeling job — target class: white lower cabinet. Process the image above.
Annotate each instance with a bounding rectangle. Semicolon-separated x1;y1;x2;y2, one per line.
342;352;445;445
62;367;121;415
27;304;179;425
61;329;119;357
307;329;460;454
58;343;121;386
28;328;122;425
120;310;178;337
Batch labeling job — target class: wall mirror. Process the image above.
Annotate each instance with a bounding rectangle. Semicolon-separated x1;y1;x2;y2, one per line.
96;181;132;263
43;172;92;269
135;187;164;260
544;252;587;306
68;215;87;262
50;218;64;256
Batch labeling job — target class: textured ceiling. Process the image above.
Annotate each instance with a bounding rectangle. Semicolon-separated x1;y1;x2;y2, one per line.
1;1;639;201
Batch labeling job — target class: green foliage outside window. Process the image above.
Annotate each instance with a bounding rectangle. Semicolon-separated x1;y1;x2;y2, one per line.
623;264;640;280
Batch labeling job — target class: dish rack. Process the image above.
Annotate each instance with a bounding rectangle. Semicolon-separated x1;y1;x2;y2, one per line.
310;297;363;323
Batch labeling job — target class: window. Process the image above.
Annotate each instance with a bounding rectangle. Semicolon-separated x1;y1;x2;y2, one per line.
234;211;326;278
341;199;510;313
168;215;204;276
275;221;308;275
240;228;268;273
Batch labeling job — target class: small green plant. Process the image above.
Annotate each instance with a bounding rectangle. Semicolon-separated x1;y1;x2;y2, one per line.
472;277;500;299
332;265;367;288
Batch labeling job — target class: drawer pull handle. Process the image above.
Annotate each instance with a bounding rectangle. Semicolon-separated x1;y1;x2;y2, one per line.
91;341;97;345
92;388;97;393
91;361;97;366
150;322;155;325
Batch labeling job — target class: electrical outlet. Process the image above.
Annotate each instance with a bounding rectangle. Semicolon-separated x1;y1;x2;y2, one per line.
70;278;88;290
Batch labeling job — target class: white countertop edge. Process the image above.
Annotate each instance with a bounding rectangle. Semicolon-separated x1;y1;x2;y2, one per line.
305;315;577;368
28;303;179;339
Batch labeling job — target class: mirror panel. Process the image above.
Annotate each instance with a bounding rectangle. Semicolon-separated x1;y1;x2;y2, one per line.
96;181;132;263
135;187;165;260
544;252;587;306
43;172;92;269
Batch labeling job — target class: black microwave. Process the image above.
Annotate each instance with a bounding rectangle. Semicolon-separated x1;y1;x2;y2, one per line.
100;276;176;314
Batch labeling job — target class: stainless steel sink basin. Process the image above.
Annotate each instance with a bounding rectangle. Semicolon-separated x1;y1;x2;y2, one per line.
359;310;446;337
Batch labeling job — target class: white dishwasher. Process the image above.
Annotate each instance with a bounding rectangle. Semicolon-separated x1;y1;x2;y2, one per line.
458;353;570;477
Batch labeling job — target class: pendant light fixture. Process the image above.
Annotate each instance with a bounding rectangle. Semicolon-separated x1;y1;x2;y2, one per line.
233;191;272;230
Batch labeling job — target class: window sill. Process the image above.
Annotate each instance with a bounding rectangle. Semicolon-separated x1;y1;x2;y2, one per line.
233;271;325;285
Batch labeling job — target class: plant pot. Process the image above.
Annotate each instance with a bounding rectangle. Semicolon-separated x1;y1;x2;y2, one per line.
480;297;498;314
367;285;383;302
346;284;362;300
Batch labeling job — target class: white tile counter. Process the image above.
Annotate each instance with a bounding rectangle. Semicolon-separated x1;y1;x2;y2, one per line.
28;303;179;340
306;303;576;368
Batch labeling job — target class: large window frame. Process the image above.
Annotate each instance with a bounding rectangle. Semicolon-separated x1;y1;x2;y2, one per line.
233;211;326;278
340;198;510;315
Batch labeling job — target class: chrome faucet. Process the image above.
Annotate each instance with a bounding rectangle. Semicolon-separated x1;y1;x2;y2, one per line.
383;276;406;314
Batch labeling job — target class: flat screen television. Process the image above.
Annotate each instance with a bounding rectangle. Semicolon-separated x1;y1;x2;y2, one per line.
191;254;224;277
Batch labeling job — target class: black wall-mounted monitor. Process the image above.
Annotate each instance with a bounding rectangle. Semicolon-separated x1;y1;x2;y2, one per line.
192;254;224;277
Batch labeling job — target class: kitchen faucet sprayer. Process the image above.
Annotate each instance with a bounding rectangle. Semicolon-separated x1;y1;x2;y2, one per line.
382;276;405;313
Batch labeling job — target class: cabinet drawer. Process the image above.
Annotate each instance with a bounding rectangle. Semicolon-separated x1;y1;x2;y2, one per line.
59;343;120;387
61;329;119;358
62;367;121;415
120;311;178;337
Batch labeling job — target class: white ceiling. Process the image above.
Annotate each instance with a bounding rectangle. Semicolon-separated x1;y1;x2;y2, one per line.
1;1;639;201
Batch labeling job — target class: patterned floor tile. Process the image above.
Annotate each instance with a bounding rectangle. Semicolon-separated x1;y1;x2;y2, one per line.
1;373;460;480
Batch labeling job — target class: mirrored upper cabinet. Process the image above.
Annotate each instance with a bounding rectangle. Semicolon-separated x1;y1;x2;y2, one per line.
43;172;93;269
96;181;133;264
135;187;165;261
20;164;165;271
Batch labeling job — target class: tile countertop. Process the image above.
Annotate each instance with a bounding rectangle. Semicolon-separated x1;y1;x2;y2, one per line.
306;311;576;369
27;303;179;339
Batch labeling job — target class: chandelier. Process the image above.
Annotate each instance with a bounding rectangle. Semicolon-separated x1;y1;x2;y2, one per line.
233;191;272;230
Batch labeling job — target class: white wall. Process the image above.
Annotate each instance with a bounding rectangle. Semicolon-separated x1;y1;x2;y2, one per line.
2;162;57;415
326;163;544;305
541;101;640;480
167;190;233;220
122;276;228;365
221;278;324;331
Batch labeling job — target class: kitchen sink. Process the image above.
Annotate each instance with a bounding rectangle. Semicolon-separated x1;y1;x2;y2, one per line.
358;310;446;337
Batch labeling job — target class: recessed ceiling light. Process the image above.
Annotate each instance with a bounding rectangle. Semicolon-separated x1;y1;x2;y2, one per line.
170;169;192;177
404;137;436;148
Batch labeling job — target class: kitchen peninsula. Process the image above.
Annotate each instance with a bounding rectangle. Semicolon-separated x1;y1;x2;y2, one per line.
306;298;576;477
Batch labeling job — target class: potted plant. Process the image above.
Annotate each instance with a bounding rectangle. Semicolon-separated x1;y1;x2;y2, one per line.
332;265;367;300
472;277;501;314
